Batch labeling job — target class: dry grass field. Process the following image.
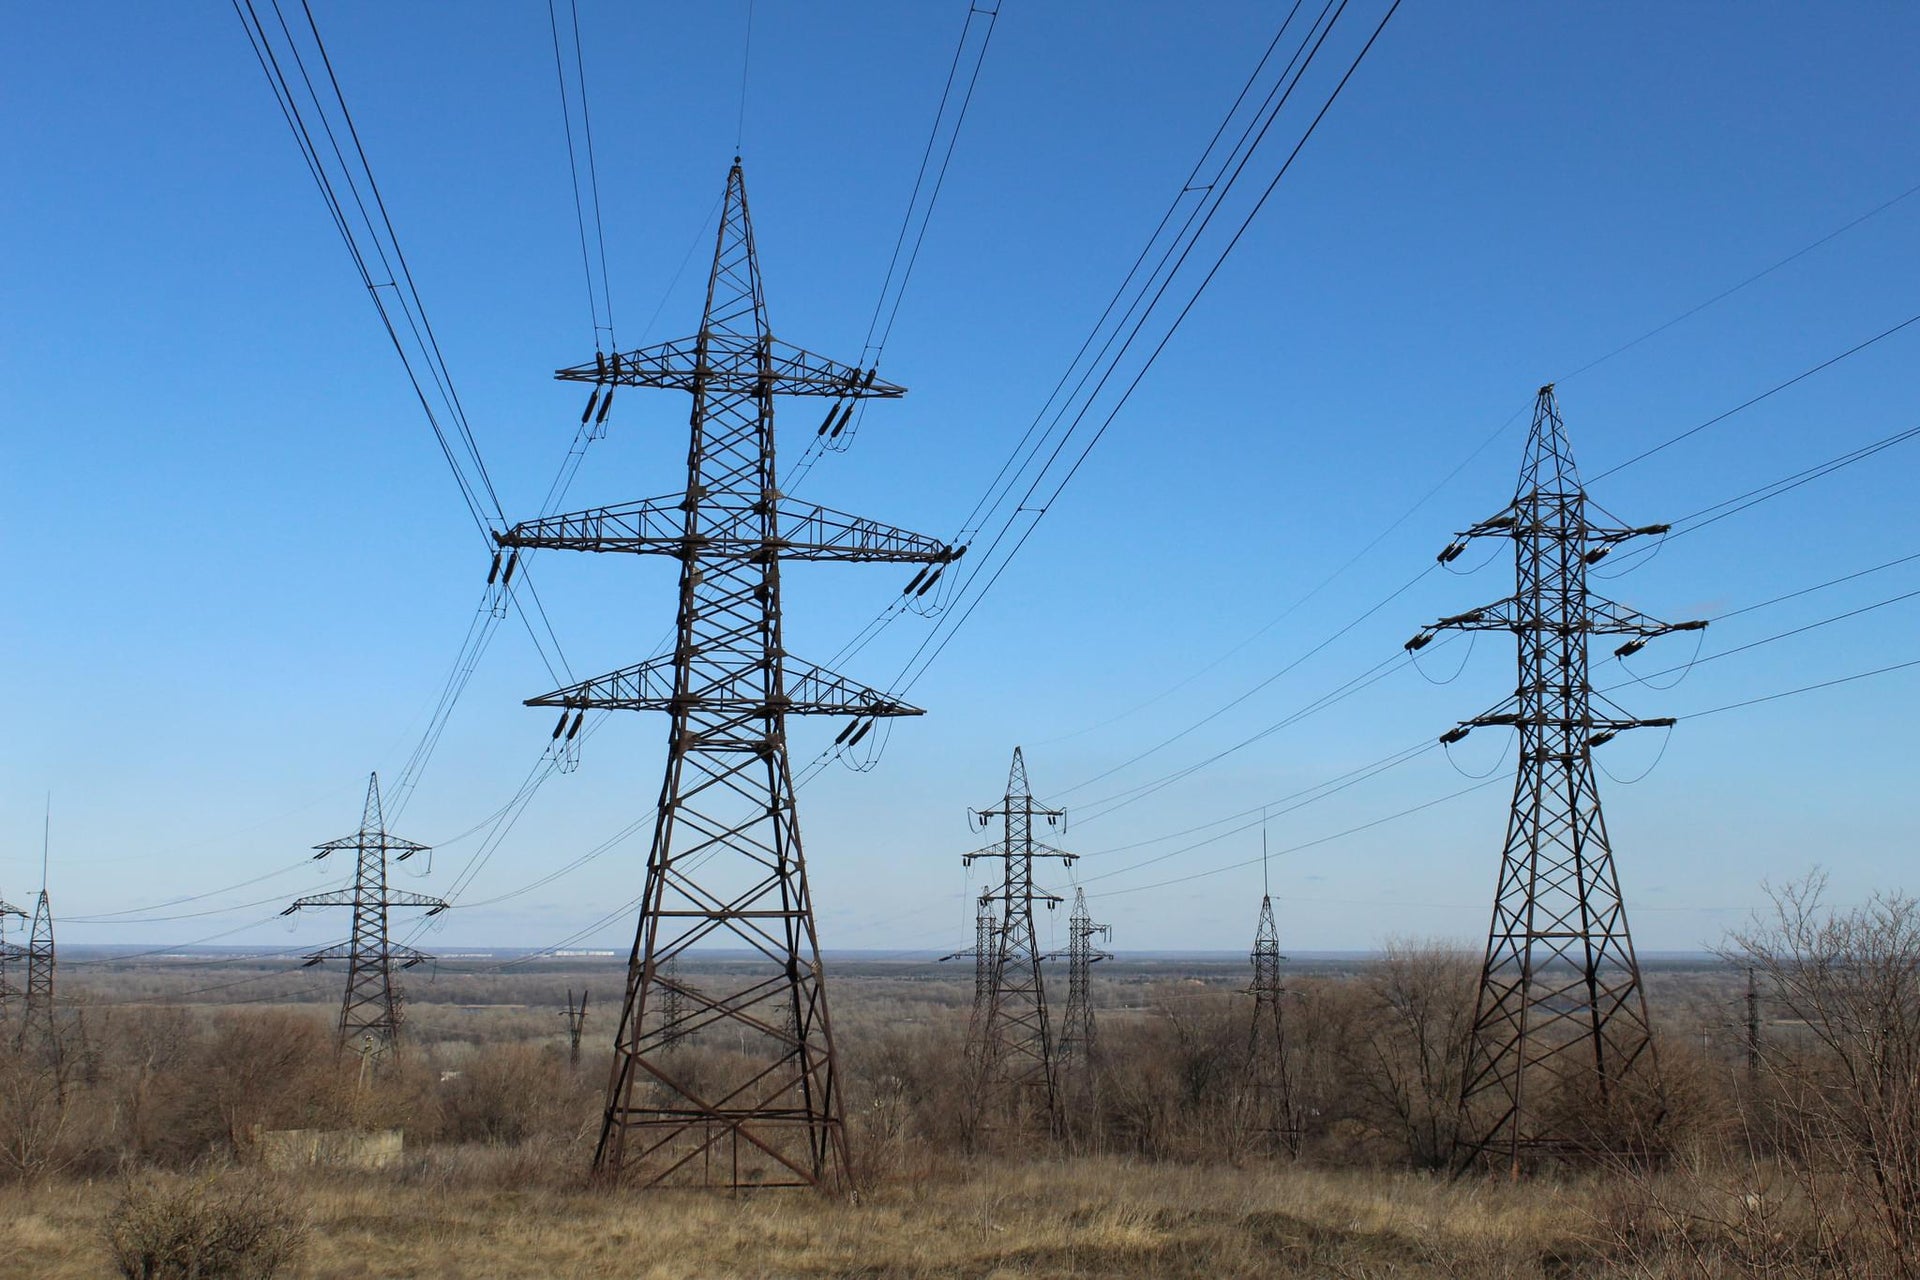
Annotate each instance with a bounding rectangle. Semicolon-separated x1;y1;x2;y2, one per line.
6;904;1917;1278
2;1157;1641;1279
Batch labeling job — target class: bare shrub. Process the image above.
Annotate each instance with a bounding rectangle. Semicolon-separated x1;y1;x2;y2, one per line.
147;1011;347;1162
439;1042;588;1145
0;1056;78;1184
103;1169;308;1279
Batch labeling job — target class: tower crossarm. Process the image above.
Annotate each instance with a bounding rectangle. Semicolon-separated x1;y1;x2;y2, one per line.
961;843;1074;868
1437;505;1671;566
303;940;437;969
526;654;925;718
555;334;905;400
1406;595;1706;652
313;833;429;860
283;888;448;915
1434;505;1519;562
1439;698;1678;748
497;496;961;565
1404;596;1520;651
975;802;1067;822
1590;597;1709;648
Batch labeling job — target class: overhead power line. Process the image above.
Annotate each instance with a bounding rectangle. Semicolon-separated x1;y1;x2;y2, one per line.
231;0;581;829
1591;309;1920;483
793;0;1403;794
547;0;616;350
787;0;1005;487
1036;176;1920;752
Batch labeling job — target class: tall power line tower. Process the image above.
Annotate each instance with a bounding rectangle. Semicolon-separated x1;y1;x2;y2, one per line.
497;160;959;1189
964;747;1073;1138
1244;867;1298;1155
1057;887;1110;1067
283;774;448;1060
1405;384;1703;1170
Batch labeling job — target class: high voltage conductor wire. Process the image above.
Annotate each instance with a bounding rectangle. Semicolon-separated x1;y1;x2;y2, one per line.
1039;394;1920;808
1687;657;1920;720
983;552;1920;910
1557;178;1920;387
813;0;1340;679
1053;563;1438;800
1036;179;1920;750
796;0;1403;791
889;0;1402;698
785;0;1003;490
1589;420;1920;581
1038;555;1920;894
547;0;615;350
1082;773;1510;900
1075;636;1920;900
1590;309;1920;485
231;0;574;687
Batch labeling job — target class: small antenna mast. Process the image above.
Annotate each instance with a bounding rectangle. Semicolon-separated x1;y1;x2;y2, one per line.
1260;806;1270;898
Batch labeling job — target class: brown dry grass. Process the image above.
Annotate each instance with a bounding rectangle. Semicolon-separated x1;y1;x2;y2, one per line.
0;1157;1599;1279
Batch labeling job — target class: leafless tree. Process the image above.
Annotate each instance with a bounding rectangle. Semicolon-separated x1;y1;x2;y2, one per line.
1339;940;1478;1169
1729;871;1920;1277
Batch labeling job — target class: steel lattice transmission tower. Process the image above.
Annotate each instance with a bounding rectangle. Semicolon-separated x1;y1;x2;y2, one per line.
0;894;25;1019
1244;877;1299;1155
1058;888;1110;1067
497;160;959;1190
657;955;688;1050
1405;385;1704;1170
562;989;590;1069
22;889;55;1048
964;747;1073;1137
936;888;997;1017
283;774;448;1059
974;890;994;1012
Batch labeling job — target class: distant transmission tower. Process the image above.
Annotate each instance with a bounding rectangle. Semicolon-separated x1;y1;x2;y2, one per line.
21;804;56;1051
1057;888;1110;1067
22;889;54;1050
1244;838;1298;1155
563;989;590;1068
1405;384;1704;1170
497;159;959;1189
283;773;448;1060
657;955;687;1050
0;894;25;1019
964;747;1073;1138
936;888;996;1017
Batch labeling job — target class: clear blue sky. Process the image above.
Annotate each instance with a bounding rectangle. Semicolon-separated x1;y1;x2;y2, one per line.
4;3;1917;958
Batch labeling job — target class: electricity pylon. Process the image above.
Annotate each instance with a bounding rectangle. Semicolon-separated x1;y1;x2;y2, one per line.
497;159;959;1190
21;806;58;1054
562;989;590;1068
283;773;447;1060
22;889;55;1048
964;747;1073;1138
0;894;25;1019
1405;384;1705;1171
936;888;996;1018
1244;856;1299;1155
1058;888;1110;1066
657;955;687;1050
